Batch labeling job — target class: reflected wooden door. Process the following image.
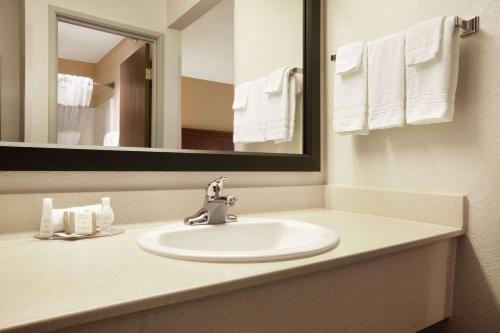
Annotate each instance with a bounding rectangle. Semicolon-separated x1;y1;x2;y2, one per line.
119;44;152;147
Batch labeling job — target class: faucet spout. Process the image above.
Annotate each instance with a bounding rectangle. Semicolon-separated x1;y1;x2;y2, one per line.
184;210;209;226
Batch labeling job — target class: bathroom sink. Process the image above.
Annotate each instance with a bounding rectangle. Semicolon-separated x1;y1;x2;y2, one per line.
137;219;339;262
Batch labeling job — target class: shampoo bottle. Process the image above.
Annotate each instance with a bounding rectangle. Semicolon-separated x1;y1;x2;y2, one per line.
39;198;54;238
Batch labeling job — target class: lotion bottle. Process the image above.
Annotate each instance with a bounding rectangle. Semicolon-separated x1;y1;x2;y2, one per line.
39;198;54;238
99;197;113;233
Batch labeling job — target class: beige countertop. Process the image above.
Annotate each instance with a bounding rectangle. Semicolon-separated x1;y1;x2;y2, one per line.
0;208;464;332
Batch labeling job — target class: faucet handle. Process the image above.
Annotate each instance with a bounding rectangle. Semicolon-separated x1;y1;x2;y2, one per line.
226;195;237;207
206;177;228;200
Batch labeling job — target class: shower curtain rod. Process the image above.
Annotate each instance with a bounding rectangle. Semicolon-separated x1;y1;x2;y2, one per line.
94;81;115;89
330;16;479;62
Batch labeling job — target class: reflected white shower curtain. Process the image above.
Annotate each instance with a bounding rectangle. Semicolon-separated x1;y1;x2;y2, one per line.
94;98;120;147
57;74;94;145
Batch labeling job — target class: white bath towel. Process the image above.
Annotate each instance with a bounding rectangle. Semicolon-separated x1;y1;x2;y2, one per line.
265;67;300;142
367;33;406;130
333;41;369;135
406;16;460;125
233;78;268;143
232;82;250;110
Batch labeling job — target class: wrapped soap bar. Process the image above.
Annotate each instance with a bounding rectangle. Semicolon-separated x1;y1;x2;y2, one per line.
64;211;97;235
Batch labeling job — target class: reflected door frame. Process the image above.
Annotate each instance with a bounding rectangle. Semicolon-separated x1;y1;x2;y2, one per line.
47;6;169;148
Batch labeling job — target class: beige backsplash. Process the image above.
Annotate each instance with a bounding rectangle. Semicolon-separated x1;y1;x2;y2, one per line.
0;185;324;233
0;171;324;194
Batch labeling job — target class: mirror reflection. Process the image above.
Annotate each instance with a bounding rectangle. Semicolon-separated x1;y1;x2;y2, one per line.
0;0;304;154
57;22;154;148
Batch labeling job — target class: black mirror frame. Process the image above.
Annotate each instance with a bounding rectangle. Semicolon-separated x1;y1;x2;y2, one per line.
0;0;320;171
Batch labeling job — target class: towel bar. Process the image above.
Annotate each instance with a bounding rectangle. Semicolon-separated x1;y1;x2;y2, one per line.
330;16;479;62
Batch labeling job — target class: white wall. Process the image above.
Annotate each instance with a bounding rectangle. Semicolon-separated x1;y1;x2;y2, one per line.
234;0;303;84
167;0;200;26
162;28;182;149
167;0;224;30
181;0;234;84
326;0;500;331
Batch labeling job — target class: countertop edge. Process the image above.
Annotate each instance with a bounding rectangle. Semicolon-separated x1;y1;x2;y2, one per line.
2;226;464;333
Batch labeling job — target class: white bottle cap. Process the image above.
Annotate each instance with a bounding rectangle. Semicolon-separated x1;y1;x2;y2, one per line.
102;197;110;205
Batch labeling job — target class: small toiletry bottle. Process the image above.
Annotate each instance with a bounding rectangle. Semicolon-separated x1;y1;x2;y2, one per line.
39;198;54;238
100;197;113;233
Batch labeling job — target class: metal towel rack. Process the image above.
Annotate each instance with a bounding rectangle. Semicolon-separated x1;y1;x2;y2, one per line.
330;16;479;62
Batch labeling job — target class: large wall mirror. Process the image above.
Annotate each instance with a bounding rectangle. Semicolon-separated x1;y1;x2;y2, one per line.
0;0;320;171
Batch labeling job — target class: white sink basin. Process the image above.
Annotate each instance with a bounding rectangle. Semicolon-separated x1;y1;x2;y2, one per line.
137;219;339;262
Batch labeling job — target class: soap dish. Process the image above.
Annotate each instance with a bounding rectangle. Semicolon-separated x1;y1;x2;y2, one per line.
34;228;124;241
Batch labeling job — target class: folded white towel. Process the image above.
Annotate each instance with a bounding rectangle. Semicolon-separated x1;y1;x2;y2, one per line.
265;66;288;93
406;16;460;125
336;41;365;74
233;78;268;143
333;41;369;135
406;17;445;66
232;82;250;110
265;67;300;142
367;33;406;130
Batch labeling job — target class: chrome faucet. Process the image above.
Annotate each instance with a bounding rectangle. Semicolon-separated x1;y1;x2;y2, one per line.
184;177;237;226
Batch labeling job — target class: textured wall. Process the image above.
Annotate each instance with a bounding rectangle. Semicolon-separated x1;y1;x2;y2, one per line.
0;171;323;194
326;0;500;331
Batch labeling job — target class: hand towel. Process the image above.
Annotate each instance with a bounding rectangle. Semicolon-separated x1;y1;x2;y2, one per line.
233;78;268;143
406;17;445;66
265;67;300;142
406;16;460;125
367;33;406;130
274;72;303;143
333;41;369;135
232;82;250;110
